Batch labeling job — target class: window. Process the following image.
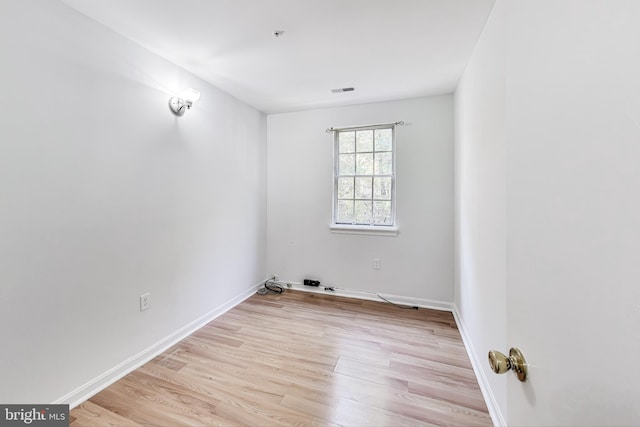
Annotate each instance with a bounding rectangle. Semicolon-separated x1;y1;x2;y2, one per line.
332;125;396;232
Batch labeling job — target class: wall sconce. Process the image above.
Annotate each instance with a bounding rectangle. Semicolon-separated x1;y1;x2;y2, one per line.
168;88;201;117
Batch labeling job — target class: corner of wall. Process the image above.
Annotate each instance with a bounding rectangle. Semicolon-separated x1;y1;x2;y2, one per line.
452;304;506;426
453;1;508;425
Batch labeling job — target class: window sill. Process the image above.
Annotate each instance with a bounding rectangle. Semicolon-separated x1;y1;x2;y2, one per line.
330;224;398;237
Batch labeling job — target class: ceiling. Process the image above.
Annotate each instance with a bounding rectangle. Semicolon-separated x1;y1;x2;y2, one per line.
60;0;495;114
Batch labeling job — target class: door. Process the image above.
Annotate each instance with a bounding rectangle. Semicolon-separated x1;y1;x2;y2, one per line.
504;2;640;425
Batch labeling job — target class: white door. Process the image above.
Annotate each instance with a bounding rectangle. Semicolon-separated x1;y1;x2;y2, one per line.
504;2;640;425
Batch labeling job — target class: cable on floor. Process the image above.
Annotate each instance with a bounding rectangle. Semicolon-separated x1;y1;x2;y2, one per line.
322;285;418;310
258;280;417;309
256;279;285;295
376;293;419;310
321;285;418;310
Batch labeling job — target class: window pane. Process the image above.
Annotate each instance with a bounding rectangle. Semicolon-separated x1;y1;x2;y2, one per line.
374;152;392;175
375;129;392;151
356;153;373;175
339;132;355;153
337;177;354;199
337;200;354;223
355;177;372;199
355;201;373;224
373;201;392;225
339;154;355;175
356;130;373;152
373;177;392;200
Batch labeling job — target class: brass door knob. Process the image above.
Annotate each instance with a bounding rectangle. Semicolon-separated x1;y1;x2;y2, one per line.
488;347;528;382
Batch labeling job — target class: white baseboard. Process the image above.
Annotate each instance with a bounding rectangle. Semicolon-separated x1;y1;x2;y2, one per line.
451;305;505;427
56;280;265;409
282;281;453;312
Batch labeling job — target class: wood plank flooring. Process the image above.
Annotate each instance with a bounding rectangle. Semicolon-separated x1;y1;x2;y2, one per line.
70;290;491;426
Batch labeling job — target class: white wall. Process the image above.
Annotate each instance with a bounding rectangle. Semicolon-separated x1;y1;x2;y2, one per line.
0;0;266;404
454;0;507;423
267;97;454;302
456;1;640;425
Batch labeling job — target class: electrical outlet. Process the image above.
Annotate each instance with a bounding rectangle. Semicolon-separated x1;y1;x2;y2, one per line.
140;293;151;311
272;274;280;281
373;258;381;270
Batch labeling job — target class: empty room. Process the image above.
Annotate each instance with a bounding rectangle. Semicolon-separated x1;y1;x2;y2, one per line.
1;1;639;426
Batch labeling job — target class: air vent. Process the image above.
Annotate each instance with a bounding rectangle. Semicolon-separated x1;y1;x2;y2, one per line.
331;87;355;93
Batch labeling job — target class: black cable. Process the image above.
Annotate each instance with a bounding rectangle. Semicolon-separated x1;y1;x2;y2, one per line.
325;286;418;310
376;293;419;310
258;280;414;310
264;279;284;294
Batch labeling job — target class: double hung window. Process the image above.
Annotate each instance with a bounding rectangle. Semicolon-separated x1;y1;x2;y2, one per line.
333;125;395;229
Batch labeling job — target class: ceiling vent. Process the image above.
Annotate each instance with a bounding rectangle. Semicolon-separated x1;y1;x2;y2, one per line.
331;87;355;93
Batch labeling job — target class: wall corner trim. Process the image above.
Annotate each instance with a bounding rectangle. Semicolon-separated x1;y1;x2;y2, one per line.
451;304;506;427
55;280;265;409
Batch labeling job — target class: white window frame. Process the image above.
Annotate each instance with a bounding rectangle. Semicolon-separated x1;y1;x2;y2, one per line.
330;124;398;236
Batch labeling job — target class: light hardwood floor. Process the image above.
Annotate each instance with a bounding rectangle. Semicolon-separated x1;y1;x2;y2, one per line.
70;290;491;426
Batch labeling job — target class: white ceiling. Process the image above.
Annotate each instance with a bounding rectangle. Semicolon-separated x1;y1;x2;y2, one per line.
60;0;494;114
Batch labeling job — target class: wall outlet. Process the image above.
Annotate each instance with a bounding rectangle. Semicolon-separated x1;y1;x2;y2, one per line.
140;293;151;311
272;274;280;281
373;258;381;269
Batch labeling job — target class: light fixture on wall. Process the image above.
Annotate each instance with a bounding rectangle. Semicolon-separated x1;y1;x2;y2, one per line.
168;88;201;117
